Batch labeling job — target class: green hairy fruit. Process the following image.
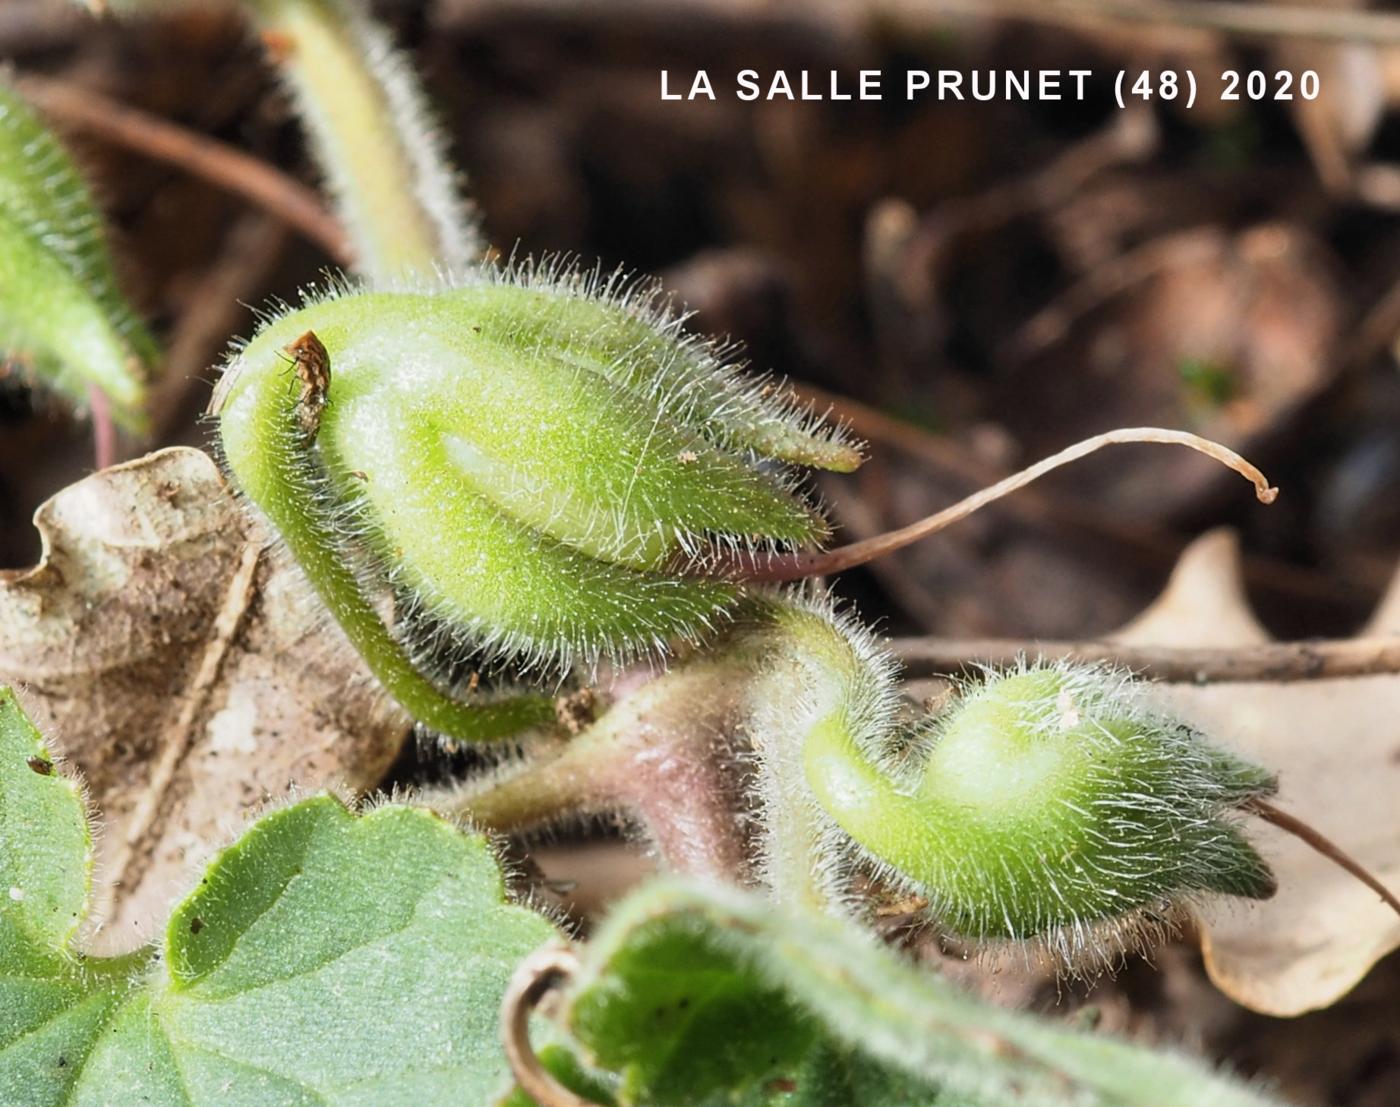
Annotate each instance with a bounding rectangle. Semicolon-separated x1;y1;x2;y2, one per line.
0;80;155;430
746;598;1277;958
213;271;860;738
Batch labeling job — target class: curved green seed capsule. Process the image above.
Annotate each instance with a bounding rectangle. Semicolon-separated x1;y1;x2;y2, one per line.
749;598;1276;958
214;280;855;735
0;81;155;430
450;269;863;471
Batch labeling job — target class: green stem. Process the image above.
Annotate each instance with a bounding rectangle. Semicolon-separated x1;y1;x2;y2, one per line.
221;367;555;742
246;0;476;282
454;662;756;881
800;709;927;876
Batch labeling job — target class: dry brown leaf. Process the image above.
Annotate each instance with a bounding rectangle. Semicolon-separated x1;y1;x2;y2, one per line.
1115;529;1400;1015
0;447;409;951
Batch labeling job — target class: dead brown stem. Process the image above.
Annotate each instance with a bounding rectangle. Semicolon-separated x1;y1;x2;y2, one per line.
453;0;1400;47
893;636;1400;684
1246;798;1400;920
704;428;1275;583
14;74;352;265
797;385;1354;610
500;944;601;1107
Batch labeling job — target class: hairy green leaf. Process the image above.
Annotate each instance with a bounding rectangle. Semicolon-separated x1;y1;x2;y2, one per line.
0;689;556;1105
0;81;155;431
555;879;1284;1107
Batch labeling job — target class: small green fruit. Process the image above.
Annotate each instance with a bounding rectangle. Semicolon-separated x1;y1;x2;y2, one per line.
213;272;859;738
748;598;1276;959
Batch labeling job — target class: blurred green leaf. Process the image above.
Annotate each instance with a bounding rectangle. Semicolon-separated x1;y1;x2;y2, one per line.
0;81;155;431
555;879;1285;1107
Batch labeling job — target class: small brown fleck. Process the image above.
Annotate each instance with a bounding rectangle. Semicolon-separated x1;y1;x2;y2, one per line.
189;916;205;935
285;330;331;438
350;470;369;482
921;685;954;717
26;756;53;776
764;1078;797;1094
466;671;480;694
873;892;928;918
554;688;598;735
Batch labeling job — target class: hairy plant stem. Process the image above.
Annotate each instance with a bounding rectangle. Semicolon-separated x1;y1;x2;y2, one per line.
454;661;755;883
219;337;556;741
247;0;476;281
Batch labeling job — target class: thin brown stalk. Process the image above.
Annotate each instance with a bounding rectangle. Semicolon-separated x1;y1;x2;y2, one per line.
500;945;600;1107
893;636;1400;684
150;215;290;441
453;0;1400;48
706;428;1275;583
1246;798;1400;920
15;73;352;265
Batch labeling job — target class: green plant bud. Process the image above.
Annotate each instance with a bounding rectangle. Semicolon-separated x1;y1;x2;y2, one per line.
461;272;862;473
213;275;858;736
747;597;1277;959
0;80;155;430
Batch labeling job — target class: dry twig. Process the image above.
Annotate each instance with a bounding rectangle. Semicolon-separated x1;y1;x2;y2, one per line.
450;0;1400;47
150;215;291;442
1247;798;1400;921
892;635;1400;684
704;428;1275;583
500;945;598;1107
951;0;1400;47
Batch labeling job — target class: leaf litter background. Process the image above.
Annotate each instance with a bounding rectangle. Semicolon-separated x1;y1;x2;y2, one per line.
1;1;1399;1104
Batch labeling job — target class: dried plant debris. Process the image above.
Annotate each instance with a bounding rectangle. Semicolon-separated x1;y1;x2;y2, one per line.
0;446;409;950
1116;529;1400;1015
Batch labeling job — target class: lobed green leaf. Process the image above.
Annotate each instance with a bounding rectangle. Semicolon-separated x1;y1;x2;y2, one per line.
0;690;557;1105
